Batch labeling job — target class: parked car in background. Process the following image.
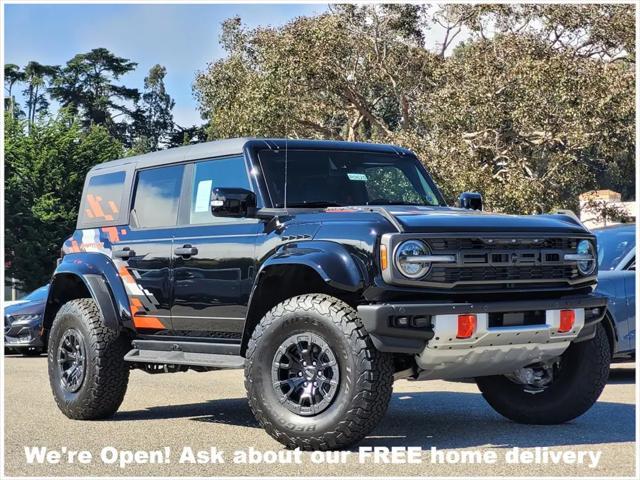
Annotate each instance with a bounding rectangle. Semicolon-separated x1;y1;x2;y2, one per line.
4;285;49;356
594;224;635;361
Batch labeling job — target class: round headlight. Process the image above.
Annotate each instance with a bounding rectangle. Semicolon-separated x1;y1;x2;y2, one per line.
577;240;596;275
395;240;431;279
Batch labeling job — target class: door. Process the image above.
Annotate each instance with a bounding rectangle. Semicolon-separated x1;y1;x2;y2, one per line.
622;259;635;351
171;156;261;338
117;164;186;332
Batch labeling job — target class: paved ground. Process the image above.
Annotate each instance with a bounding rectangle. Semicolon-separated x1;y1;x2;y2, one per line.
3;355;636;477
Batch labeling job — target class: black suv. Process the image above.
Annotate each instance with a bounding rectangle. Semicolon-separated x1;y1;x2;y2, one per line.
44;138;609;450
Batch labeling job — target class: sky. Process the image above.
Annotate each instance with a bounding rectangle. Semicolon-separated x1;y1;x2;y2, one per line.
4;3;328;127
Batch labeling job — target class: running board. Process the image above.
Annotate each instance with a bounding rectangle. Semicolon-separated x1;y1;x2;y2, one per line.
124;339;244;369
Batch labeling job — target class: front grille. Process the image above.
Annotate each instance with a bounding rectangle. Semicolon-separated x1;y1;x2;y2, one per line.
431;265;578;283
429;237;578;251
421;236;584;288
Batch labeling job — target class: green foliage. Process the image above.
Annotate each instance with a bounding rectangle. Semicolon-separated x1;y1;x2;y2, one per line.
4;112;123;290
49;48;140;143
131;64;175;152
194;4;635;214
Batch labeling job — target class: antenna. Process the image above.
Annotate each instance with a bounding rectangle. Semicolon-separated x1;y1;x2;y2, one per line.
283;79;290;210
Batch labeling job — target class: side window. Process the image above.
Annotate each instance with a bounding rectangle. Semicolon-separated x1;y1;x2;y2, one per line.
132;165;184;228
190;156;250;224
80;171;126;224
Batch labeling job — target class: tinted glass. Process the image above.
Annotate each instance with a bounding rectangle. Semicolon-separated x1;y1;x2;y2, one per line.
595;226;636;270
80;171;126;223
190;156;250;224
257;149;441;208
133;165;184;228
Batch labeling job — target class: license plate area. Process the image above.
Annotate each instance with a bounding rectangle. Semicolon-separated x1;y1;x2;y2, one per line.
488;310;547;328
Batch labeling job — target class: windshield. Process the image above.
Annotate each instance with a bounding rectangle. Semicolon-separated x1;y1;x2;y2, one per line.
594;226;635;270
257;149;443;208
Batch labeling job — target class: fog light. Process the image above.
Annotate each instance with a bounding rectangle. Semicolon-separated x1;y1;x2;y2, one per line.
412;316;430;328
457;314;476;339
559;310;575;333
395;316;410;327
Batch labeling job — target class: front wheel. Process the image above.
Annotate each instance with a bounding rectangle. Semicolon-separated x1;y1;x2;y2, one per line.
476;323;611;424
48;298;130;420
245;294;394;450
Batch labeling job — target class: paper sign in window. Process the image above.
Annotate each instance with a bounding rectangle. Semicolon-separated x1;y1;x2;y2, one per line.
194;180;213;212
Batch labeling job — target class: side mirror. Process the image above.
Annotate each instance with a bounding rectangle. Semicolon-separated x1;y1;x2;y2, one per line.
210;187;256;218
457;192;483;211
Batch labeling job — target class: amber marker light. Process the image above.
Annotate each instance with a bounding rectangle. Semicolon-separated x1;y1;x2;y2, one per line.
380;244;388;271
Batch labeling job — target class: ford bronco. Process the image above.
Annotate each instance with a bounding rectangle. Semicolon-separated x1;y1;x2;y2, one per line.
44;138;610;450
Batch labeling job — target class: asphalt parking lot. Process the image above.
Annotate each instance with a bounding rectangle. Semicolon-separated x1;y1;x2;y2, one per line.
3;355;636;477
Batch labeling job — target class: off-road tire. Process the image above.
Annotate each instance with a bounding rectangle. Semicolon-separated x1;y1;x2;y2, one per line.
476;323;610;424
245;294;394;450
48;298;130;419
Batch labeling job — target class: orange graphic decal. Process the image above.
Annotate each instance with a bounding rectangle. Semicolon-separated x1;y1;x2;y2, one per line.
118;265;136;284
129;298;164;329
132;315;165;329
86;194;106;218
108;201;120;214
101;227;120;243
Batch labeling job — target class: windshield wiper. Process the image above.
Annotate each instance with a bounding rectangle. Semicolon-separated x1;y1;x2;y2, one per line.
366;200;428;206
285;201;344;208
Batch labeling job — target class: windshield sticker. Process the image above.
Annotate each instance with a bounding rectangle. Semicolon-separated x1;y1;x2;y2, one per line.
347;173;368;181
194;179;213;212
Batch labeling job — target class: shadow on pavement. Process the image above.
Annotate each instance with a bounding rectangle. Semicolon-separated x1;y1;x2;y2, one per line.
363;390;634;450
607;367;635;384
113;388;634;449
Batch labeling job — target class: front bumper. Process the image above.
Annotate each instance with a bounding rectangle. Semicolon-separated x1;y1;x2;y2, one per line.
358;294;607;379
4;320;45;350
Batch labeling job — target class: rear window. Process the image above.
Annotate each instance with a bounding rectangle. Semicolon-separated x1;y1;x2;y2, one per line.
79;171;126;225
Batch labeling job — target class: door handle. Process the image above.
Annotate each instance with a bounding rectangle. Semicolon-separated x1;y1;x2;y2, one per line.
175;245;198;257
113;247;135;259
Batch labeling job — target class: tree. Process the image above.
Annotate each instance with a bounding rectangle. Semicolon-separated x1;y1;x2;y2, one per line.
22;61;59;129
194;4;635;214
4;63;25;117
131;64;175;152
49;48;139;143
194;6;438;142
168;123;208;147
4;112;124;291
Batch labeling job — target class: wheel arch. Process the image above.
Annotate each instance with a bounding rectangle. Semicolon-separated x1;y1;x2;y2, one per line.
43;253;134;336
240;243;366;356
601;309;619;355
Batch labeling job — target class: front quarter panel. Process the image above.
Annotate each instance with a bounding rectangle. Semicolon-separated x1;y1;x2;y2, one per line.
597;271;633;353
259;240;365;292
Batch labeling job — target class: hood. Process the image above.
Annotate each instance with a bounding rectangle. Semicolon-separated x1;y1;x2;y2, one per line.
4;298;46;317
380;206;589;234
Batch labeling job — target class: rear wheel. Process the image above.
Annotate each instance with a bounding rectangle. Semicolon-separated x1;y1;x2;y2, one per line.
476;323;611;424
48;298;130;419
245;294;394;450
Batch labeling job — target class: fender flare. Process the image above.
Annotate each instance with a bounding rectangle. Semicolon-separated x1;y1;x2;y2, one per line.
240;241;366;354
257;240;366;292
44;252;134;332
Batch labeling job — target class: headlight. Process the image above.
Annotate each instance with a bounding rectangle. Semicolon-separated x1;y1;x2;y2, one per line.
395;240;432;279
10;314;41;325
576;240;596;275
